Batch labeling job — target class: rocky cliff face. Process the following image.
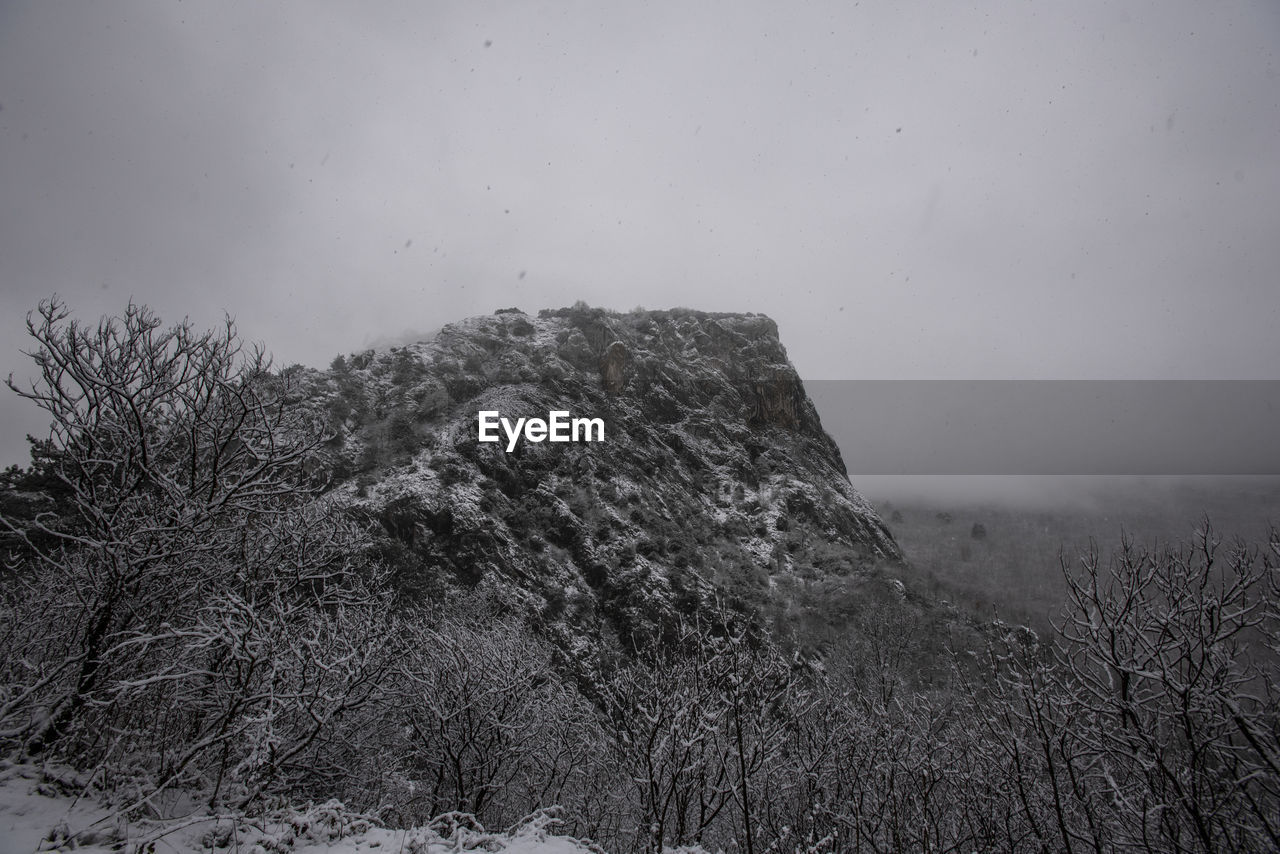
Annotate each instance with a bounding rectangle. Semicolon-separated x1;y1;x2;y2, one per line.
298;305;900;665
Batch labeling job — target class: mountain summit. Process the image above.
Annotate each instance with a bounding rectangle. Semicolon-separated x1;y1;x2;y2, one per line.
306;304;899;658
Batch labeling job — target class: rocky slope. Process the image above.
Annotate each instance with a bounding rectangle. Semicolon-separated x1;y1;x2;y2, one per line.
290;304;901;665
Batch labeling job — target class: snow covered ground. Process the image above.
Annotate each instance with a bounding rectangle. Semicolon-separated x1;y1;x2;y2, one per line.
0;762;608;854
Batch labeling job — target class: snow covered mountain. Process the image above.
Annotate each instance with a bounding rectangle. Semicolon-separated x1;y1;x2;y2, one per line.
291;304;901;666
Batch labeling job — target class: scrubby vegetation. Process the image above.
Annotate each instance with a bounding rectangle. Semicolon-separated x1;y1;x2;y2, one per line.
3;301;1279;852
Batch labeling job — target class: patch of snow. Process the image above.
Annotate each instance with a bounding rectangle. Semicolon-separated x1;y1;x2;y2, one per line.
0;765;604;854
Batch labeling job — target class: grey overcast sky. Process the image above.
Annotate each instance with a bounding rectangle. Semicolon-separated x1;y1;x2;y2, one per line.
2;1;1278;469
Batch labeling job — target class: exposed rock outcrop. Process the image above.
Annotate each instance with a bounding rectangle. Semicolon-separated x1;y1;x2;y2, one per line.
600;341;628;393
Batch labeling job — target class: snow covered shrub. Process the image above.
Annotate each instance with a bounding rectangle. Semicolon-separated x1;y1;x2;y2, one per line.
1;300;332;756
600;618;796;854
0;299;399;813
1018;526;1280;851
379;607;611;833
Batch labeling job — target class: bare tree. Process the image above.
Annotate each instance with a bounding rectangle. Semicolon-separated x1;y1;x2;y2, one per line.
601;626;735;853
1050;526;1280;851
385;607;608;831
969;525;1280;853
0;298;357;775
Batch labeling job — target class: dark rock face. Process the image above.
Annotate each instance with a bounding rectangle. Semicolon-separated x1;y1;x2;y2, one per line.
306;305;900;661
600;341;628;393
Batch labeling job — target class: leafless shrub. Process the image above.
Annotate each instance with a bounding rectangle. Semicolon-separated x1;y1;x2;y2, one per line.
377;606;612;835
0;298;393;813
598;618;795;854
